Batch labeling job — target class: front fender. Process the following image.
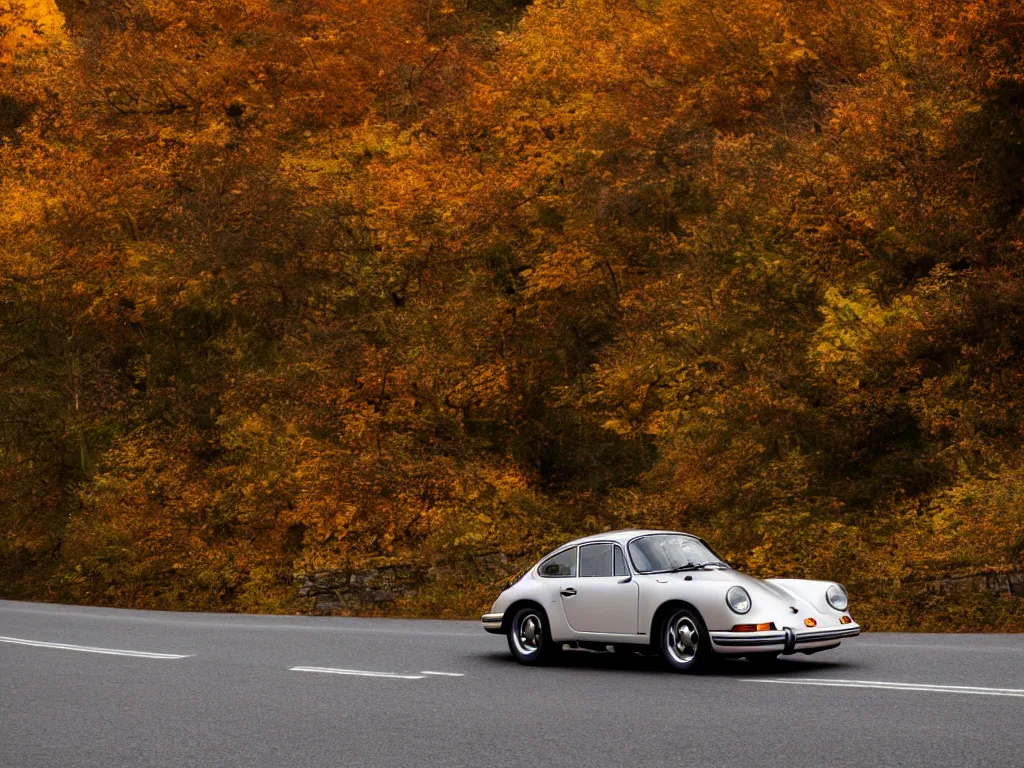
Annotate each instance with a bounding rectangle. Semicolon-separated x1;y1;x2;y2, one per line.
638;571;797;634
767;578;848;618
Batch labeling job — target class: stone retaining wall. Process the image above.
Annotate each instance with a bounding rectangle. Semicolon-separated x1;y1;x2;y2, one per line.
918;570;1024;598
296;553;512;613
298;559;1024;613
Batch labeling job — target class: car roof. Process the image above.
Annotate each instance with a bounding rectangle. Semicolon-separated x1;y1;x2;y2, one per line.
556;529;698;549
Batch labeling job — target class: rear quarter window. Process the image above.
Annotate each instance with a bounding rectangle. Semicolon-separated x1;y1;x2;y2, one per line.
538;547;577;578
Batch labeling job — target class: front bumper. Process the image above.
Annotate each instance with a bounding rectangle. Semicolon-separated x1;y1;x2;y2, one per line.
482;613;504;634
710;623;860;655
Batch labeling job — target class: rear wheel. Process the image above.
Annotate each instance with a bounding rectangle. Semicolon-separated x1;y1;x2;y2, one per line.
660;607;712;673
507;606;558;666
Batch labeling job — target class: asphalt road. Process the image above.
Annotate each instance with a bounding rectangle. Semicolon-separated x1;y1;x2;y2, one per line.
2;599;1023;768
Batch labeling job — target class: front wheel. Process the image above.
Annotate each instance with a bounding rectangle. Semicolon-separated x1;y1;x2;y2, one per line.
507;606;558;666
660;607;712;673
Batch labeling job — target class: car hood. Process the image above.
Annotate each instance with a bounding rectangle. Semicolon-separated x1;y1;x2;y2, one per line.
664;568;817;614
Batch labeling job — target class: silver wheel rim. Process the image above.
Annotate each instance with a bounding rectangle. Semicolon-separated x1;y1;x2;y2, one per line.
665;614;699;665
513;612;543;656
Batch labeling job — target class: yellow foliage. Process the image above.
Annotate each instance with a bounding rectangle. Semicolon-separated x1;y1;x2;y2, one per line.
3;0;1024;631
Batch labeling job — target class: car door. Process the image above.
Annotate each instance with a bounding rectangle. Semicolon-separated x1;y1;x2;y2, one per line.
559;543;639;635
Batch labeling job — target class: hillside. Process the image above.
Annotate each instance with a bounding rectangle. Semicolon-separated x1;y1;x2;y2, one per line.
2;0;1023;630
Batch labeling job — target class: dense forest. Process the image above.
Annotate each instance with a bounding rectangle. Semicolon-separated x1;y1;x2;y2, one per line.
2;0;1024;629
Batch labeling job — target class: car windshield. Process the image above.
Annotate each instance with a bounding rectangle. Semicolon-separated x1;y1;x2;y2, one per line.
627;535;728;574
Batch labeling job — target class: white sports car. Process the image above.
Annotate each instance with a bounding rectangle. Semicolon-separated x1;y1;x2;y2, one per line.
482;529;859;672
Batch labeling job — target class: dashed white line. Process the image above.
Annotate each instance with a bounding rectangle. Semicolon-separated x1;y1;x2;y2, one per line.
0;635;191;659
745;677;1024;698
420;670;465;677
289;666;425;680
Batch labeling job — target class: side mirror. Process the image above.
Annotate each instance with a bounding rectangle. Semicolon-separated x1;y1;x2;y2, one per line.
618;575;632;584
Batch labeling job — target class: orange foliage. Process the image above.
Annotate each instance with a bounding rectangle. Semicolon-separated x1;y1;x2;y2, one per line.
2;0;1024;628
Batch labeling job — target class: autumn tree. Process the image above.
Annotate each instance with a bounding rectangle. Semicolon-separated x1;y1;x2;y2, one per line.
2;0;1023;628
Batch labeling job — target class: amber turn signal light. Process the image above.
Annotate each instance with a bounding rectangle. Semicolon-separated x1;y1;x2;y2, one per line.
804;617;817;627
732;622;776;632
840;615;852;624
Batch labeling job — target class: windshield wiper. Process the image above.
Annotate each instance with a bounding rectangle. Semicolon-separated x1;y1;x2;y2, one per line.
666;562;729;572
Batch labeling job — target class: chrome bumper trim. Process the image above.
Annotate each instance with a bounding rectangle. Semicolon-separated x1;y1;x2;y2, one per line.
711;623;860;652
481;613;504;634
793;625;861;644
711;632;787;648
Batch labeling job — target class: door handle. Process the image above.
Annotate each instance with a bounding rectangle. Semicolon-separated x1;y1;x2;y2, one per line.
560;588;577;597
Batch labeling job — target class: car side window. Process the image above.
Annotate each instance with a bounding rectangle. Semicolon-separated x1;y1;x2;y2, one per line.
579;543;615;577
538;547;577;578
614;546;629;577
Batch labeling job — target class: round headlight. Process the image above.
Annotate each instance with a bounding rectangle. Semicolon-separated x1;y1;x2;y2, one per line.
726;586;751;614
826;584;848;612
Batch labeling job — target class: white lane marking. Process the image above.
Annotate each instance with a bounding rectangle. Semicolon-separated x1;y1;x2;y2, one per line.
745;677;1024;698
420;670;465;677
0;635;191;659
289;666;424;680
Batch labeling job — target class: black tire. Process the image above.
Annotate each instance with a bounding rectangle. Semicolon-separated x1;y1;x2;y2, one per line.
507;606;558;666
659;606;712;673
